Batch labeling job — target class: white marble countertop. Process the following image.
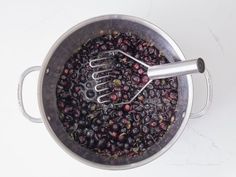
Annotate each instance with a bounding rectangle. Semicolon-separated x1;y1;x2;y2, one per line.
0;0;235;176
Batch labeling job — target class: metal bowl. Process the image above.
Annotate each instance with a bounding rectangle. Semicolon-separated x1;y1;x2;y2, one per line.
18;14;212;170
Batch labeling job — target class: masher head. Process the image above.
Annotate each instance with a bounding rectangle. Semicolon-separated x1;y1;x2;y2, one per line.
89;50;152;105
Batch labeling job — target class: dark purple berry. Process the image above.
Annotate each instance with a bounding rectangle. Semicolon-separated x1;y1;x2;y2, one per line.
132;128;139;135
123;85;129;91
133;63;140;70
112;124;120;131
142;75;149;83
118;133;126;142
138;68;144;75
86;90;95;98
110;94;117;102
98;138;106;149
142;126;149;133
124;104;131;112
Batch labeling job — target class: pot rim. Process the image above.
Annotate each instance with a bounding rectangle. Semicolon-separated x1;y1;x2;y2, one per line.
37;14;193;170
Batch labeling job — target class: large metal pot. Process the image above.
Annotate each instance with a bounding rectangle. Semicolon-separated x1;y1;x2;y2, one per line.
18;15;212;170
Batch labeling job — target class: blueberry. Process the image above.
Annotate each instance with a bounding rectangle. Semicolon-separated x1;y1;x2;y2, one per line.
98;138;106;149
132;128;139;135
78;120;86;127
86;130;94;138
110;94;117;102
142;125;149;133
112;123;120;131
123;104;131;112
86;90;95;98
118;133;126;142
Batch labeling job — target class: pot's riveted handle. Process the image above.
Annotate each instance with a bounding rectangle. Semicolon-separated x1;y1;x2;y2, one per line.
190;69;213;119
17;66;42;123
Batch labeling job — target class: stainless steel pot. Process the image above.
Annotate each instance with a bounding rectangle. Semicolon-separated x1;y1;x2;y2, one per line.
17;15;213;170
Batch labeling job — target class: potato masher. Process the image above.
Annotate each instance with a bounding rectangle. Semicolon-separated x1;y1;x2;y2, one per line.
89;49;205;105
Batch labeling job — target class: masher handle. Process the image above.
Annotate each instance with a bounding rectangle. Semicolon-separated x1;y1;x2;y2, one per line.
147;58;205;80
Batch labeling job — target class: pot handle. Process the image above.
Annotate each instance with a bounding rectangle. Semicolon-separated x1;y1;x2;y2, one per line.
17;66;42;123
190;69;213;119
